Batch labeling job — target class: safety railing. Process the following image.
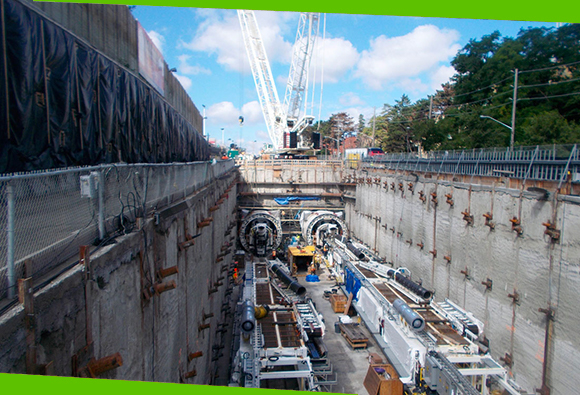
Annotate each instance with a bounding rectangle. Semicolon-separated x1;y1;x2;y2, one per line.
238;159;343;167
0;160;234;301
359;144;580;183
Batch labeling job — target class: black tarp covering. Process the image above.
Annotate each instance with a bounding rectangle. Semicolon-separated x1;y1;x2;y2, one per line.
0;0;209;173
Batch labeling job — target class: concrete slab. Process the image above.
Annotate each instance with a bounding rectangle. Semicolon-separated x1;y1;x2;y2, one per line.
299;268;387;395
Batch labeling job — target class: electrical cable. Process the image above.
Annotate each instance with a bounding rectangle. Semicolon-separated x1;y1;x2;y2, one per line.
519;76;580;89
518;59;580;74
518;90;580;101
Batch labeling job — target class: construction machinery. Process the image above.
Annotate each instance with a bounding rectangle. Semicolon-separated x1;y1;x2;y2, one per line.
238;11;320;153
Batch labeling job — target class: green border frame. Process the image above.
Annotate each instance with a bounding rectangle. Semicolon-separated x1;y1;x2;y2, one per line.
2;0;576;394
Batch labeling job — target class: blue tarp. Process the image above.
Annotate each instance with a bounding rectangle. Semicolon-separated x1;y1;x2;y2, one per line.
344;267;362;301
306;274;320;282
274;196;321;205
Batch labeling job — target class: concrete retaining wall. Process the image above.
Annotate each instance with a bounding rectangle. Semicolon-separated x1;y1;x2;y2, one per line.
0;170;237;383
346;170;580;394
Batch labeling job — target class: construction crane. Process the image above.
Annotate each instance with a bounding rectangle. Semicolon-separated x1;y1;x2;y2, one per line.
238;10;320;153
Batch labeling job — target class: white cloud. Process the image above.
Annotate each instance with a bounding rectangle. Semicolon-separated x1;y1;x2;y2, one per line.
241;101;263;125
174;74;192;90
430;65;455;91
207;101;265;126
398;78;429;94
311;37;359;84
147;30;165;54
355;25;461;90
183;10;294;72
339;92;365;107
207;101;239;124
177;55;211;75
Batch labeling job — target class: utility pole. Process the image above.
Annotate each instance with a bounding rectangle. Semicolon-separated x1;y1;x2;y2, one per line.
510;68;519;152
428;96;433;120
371;107;376;147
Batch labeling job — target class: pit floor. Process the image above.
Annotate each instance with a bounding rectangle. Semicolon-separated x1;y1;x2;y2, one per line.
298;266;386;395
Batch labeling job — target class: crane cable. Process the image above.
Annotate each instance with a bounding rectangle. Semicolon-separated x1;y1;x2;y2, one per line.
308;14;320;118
317;13;326;131
239;25;245;151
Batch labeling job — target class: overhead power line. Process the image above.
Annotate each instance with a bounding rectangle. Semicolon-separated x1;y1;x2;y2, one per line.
518;59;580;74
518;90;580;101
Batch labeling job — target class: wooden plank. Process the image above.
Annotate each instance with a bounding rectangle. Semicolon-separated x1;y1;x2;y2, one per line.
343;292;353;314
344;335;367;350
339;323;368;342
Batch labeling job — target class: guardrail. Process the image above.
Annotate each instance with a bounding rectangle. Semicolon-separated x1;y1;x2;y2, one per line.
237;159;343;167
0;160;234;301
238;145;580;185
360;144;580;184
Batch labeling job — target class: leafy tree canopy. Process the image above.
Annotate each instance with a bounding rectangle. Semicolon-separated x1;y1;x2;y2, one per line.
321;24;580;153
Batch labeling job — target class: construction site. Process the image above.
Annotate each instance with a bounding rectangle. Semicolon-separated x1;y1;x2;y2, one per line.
1;2;580;395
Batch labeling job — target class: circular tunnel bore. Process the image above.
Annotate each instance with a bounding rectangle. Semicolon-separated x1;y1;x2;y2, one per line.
239;210;283;257
300;211;348;246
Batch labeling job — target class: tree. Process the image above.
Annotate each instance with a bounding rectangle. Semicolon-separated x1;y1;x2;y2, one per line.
357;114;365;133
364;24;580;153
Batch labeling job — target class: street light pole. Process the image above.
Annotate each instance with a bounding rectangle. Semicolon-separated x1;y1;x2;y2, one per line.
221;128;225;147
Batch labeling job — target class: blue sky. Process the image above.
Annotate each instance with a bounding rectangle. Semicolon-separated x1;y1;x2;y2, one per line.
131;7;557;153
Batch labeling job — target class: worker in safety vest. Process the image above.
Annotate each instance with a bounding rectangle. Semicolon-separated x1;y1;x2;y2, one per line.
308;263;316;275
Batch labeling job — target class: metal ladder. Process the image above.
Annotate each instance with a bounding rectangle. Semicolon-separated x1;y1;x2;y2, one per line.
296;302;322;334
437;300;476;331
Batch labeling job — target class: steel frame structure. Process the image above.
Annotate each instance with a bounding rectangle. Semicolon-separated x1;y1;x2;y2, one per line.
238;10;320;152
329;239;523;395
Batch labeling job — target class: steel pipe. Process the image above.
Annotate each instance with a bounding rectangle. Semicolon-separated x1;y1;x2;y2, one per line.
241;299;256;333
393;299;425;331
271;264;306;296
395;272;432;300
346;241;364;260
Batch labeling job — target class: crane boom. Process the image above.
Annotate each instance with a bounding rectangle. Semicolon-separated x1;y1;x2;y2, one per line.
238;10;320;152
238;10;286;150
284;13;319;124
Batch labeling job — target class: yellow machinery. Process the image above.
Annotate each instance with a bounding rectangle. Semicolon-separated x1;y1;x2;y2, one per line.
287;245;316;275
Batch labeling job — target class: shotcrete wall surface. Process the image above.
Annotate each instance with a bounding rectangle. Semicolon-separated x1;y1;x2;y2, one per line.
0;170;238;383
238;160;344;186
347;170;580;394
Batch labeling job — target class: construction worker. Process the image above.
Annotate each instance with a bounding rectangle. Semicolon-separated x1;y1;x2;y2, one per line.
308;262;317;275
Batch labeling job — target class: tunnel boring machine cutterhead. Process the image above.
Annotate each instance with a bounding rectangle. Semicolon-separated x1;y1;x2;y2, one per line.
299;210;348;247
239;210;283;257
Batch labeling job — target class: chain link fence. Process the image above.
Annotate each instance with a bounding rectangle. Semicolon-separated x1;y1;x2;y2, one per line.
0;160;234;301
